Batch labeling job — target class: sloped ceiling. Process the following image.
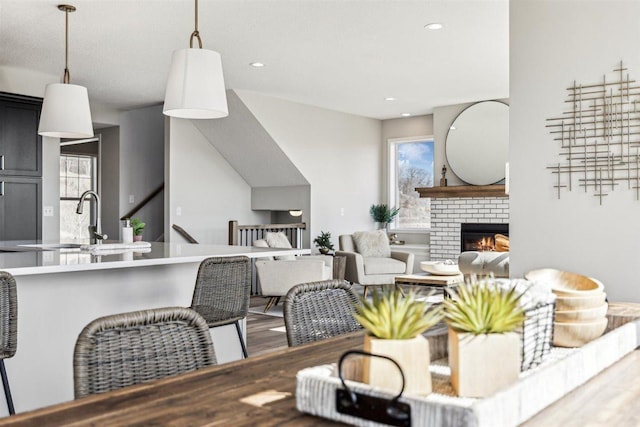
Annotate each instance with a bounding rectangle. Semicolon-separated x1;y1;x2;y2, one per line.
191;90;308;188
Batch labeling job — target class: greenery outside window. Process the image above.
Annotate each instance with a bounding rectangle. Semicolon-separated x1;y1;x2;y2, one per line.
388;137;434;230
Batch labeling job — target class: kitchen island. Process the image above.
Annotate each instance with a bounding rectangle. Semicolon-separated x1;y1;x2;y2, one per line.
0;241;309;413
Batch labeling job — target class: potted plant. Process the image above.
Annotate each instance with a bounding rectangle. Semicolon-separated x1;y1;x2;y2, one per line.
443;281;526;398
354;287;443;395
369;204;400;230
313;231;334;255
130;218;146;242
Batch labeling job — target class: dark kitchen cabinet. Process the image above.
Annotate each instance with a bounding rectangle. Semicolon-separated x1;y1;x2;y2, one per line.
0;93;42;177
0;177;42;241
0;93;43;240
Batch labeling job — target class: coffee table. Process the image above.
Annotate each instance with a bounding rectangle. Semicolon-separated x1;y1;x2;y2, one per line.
394;273;463;297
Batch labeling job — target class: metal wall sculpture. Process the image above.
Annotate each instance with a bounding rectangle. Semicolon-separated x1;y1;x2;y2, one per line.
546;61;640;205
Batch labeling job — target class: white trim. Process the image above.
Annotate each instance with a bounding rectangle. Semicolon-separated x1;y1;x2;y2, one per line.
387;135;435;231
393;228;431;234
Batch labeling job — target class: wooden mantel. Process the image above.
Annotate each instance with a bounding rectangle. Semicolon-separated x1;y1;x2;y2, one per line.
416;184;508;198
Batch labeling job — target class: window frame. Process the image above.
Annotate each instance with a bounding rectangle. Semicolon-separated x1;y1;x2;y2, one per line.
59;153;98;240
387;135;434;233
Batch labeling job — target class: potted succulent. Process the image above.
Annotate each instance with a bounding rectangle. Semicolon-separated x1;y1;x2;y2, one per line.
354;287;443;395
313;231;334;255
443;281;526;398
369;204;400;231
130;218;146;242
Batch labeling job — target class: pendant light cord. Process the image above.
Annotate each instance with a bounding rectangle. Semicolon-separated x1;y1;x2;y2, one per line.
189;0;203;49
63;6;70;84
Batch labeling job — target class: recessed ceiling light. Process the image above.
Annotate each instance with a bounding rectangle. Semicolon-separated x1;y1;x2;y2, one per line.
401;113;411;117
424;23;443;30
384;97;396;101
249;62;265;68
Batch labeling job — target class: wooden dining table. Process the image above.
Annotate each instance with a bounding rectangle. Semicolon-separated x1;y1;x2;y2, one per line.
0;305;639;426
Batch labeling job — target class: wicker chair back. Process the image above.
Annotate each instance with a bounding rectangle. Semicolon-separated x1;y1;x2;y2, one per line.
0;272;17;359
284;279;362;347
190;256;251;327
74;307;216;398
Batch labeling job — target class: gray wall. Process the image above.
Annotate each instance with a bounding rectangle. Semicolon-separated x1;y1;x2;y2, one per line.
98;126;120;241
41;136;60;241
253;185;311;246
119;105;164;241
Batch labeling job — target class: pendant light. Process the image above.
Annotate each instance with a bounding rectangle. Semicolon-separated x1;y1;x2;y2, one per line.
163;0;228;119
38;4;93;139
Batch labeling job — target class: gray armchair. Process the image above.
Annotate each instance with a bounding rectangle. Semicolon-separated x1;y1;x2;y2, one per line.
254;238;333;312
336;232;414;297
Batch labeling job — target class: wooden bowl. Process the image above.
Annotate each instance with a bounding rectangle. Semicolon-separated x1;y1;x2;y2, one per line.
555;292;607;311
524;268;604;296
553;317;608;348
555;303;608;322
420;261;461;276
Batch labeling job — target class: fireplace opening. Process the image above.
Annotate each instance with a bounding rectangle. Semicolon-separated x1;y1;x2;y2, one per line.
460;223;509;252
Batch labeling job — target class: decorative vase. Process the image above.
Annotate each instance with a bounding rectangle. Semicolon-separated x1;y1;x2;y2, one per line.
362;334;432;396
448;328;521;397
319;247;330;255
133;235;143;242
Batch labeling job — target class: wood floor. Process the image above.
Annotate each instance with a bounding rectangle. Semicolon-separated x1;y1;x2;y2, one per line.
246;295;288;356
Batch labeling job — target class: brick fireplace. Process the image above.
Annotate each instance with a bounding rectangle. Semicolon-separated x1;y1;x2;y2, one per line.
430;197;509;261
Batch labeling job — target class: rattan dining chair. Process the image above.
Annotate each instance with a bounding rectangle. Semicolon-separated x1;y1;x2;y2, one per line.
283;279;362;347
190;256;251;359
74;307;216;399
0;272;17;415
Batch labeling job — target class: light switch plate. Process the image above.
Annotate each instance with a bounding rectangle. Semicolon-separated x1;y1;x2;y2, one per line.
129;195;135;204
43;206;54;217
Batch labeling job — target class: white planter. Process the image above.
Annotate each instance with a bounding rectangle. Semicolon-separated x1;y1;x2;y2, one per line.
448;328;521;398
362;334;431;396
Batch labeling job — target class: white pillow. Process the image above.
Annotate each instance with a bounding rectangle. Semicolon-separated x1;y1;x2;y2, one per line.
352;230;391;258
265;232;295;261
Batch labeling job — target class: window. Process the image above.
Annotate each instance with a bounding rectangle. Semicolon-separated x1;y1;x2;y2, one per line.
60;154;96;240
389;137;434;230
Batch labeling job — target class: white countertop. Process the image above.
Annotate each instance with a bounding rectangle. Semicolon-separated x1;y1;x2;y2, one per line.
0;241;310;276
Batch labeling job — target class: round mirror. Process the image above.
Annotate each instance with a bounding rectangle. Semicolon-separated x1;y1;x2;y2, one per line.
445;101;509;185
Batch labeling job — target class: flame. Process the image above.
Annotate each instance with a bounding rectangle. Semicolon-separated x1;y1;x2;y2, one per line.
475;236;495;251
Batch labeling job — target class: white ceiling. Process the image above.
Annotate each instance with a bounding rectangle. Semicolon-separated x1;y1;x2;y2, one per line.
0;0;509;120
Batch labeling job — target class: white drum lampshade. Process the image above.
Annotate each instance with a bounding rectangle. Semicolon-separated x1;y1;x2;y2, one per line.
39;83;94;138
163;48;228;119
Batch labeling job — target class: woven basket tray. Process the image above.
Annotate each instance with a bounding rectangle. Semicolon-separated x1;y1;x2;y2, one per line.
296;319;639;427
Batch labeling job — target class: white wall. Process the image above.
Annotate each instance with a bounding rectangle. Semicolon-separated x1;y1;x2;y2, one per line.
119;105;165;241
510;0;640;302
433;103;473;187
236;90;381;251
166;118;267;243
